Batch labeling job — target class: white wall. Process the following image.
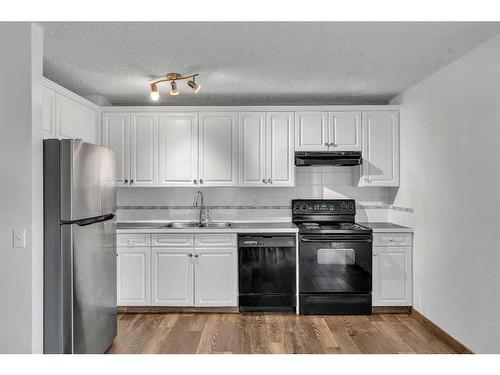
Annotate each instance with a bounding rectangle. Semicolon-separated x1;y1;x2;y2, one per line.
0;23;43;353
390;33;500;353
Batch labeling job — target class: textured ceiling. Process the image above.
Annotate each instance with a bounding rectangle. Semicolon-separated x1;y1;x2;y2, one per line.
40;22;500;106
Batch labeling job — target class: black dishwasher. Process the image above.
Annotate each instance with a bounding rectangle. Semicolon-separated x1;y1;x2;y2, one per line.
238;234;296;312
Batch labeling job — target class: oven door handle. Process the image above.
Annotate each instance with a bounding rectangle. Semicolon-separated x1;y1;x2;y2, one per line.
300;237;372;243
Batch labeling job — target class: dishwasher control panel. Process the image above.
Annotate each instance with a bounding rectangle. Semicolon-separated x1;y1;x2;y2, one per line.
238;235;296;248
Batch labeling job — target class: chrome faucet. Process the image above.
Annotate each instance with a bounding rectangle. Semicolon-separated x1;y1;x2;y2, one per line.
193;190;209;226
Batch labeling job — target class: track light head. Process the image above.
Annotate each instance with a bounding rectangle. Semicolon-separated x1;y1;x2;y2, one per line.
188;79;201;93
170;81;179;96
150;84;159;101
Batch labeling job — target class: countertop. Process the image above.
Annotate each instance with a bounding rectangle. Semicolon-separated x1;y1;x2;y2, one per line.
116;221;298;234
358;222;413;233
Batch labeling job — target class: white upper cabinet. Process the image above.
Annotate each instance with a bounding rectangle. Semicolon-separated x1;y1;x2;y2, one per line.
358;111;400;187
295;111;361;152
238;112;267;186
130;113;158;187
102;113;131;186
42;80;98;143
42;86;56;139
295;112;328;151
266;112;294;186
158;113;199;187
328;112;361;151
55;94;77;139
74;104;97;143
198;112;238;186
239;112;294;187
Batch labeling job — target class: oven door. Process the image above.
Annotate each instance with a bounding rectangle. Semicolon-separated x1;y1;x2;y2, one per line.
299;234;372;294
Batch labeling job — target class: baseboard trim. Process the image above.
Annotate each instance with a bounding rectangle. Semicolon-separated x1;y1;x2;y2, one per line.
411;309;473;354
118;306;239;314
372;306;412;314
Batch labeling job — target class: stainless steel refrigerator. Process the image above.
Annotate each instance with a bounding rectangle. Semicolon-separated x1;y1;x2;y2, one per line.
43;139;117;354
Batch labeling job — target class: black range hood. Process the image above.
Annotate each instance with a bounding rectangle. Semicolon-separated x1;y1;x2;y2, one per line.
295;151;362;167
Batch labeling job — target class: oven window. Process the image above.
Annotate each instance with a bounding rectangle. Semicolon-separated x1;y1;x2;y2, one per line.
317;248;355;265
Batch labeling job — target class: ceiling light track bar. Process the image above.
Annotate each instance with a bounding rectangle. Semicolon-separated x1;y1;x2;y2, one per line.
150;73;199;86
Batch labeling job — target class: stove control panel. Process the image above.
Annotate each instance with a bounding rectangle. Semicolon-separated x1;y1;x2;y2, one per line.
292;199;356;215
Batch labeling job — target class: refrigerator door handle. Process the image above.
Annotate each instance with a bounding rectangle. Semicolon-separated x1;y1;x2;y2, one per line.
62;213;115;227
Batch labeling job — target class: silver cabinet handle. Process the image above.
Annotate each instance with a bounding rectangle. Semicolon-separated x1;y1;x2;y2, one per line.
124;179;128;184
199;179;204;184
323;142;329;148
194;254;199;258
374;253;378;257
262;179;267;184
268;179;273;184
130;179;134;184
193;179;198;185
330;143;337;147
188;253;193;258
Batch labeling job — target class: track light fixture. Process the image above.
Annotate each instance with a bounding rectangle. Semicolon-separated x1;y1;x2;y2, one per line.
149;72;201;100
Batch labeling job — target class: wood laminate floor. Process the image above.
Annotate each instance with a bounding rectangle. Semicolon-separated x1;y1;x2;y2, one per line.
106;313;459;354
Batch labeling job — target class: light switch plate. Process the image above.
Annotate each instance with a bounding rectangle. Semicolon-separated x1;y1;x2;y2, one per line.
13;228;26;248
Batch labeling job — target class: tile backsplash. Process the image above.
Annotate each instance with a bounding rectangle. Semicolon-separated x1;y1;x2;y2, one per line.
117;166;412;224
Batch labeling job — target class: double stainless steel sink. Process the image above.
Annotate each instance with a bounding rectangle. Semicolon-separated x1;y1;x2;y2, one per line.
117;221;232;230
168;222;232;229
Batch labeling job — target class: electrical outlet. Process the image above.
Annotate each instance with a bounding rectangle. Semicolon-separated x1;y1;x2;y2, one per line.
13;228;26;248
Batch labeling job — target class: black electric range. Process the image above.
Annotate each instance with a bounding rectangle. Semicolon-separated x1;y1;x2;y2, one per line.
292;199;373;315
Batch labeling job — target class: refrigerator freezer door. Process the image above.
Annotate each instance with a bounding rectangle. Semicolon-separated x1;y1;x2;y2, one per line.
99;145;117;216
61;140;101;221
72;218;117;354
61;140;116;221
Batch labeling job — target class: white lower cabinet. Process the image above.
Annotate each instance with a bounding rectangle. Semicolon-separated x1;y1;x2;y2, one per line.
117;247;151;306
118;233;237;307
151;248;194;306
372;233;413;307
194;248;238;307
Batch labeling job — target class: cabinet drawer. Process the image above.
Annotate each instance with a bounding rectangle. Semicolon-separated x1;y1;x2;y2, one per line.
195;233;237;247
152;234;194;247
117;233;150;247
373;233;412;247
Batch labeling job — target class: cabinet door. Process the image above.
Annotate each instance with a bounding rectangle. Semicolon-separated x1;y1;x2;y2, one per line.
55;93;77;139
74;104;97;144
194;248;237;307
328;111;361;151
158;113;198;187
359;111;400;186
151;248;194;306
42;86;56;139
130;113;157;187
238;112;267;187
294;112;328;151
372;246;412;306
117;247;150;306
102;113;130;186
198;112;238;186
267;112;295;186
